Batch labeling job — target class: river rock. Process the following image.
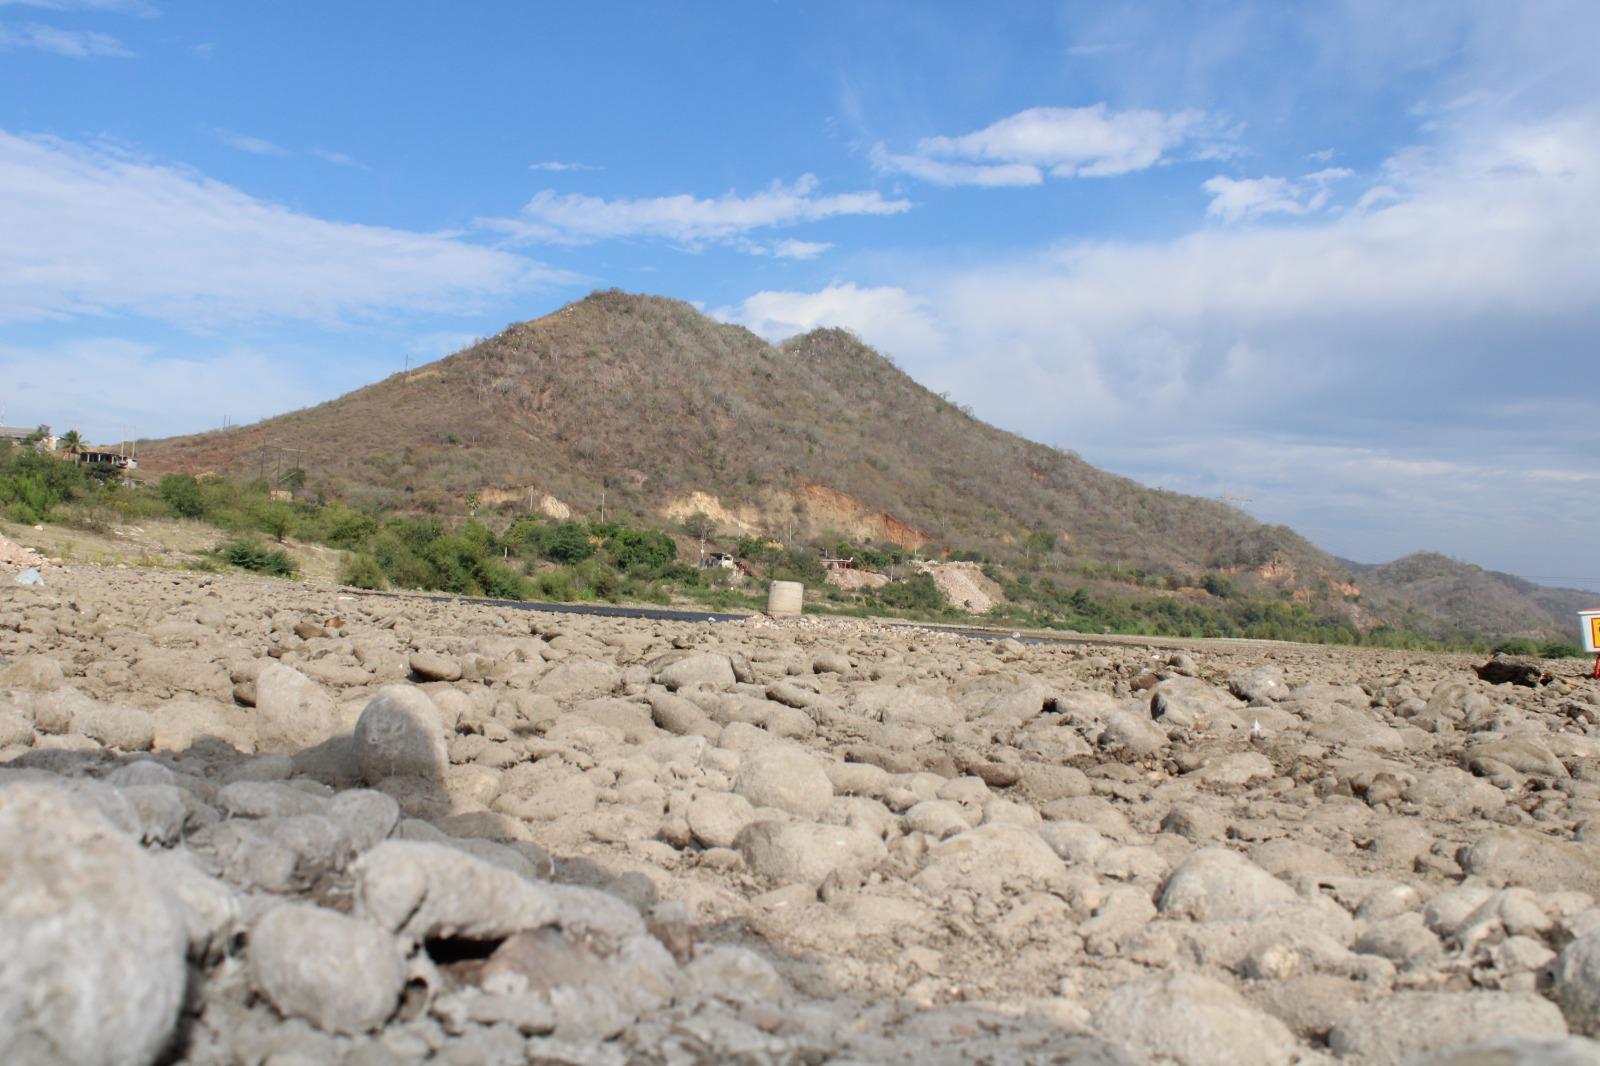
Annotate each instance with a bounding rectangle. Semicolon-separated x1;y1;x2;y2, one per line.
0;780;188;1066
254;663;341;753
1092;972;1296;1066
250;902;407;1034
353;685;448;784
733;745;833;818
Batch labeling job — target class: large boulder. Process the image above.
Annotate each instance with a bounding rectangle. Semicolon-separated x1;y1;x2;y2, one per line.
0;781;188;1066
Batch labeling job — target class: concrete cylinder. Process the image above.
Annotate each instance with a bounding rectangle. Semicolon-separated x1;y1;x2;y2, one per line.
767;580;804;618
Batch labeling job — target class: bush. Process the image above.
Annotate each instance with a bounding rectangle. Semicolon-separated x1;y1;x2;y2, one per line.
218;539;297;577
159;474;206;518
605;526;676;575
338;553;386;589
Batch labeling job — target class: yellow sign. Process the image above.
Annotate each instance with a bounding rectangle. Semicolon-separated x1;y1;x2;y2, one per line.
1592;615;1600;650
1585;611;1600;654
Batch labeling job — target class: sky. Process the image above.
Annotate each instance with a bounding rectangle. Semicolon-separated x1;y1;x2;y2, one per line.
2;2;1599;593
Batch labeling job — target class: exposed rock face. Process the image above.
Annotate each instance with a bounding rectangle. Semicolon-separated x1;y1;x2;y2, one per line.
3;564;1600;1063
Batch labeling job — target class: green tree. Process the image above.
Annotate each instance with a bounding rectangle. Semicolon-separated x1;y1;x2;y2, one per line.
58;429;83;457
278;466;307;493
1022;529;1057;567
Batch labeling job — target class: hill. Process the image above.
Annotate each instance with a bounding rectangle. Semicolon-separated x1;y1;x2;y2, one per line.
1346;552;1595;642
139;289;1589;640
143;291;1353;596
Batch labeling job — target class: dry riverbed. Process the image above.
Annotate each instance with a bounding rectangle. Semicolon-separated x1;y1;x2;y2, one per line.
4;559;1600;1064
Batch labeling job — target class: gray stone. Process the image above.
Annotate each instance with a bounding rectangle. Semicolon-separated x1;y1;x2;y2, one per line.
1461;831;1600;893
1405;1039;1600;1065
1553;930;1600;1036
678;945;783;1004
354;840;564;942
1158;847;1297;922
251;902;407;1034
1091;972;1296;1066
686;791;757;850
0;781;187;1066
408;650;462;683
735;820;886;885
255;663;341;753
353;685;448;785
733;745;833;819
70;704;156;750
914;824;1066;895
656;653;736;691
1328;992;1569;1063
0;709;31;748
327;789;401;852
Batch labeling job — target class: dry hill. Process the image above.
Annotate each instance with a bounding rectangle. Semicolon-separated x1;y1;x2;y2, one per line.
144;290;1349;597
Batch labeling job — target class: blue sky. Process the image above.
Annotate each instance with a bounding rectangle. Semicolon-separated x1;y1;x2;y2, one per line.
3;2;1599;594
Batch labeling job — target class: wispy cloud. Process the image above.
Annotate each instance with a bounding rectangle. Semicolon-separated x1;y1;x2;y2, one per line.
0;337;324;442
528;160;602;172
0;0;156;14
215;129;286;156
1203;167;1352;223
770;239;831;260
0;21;131;57
309;147;364;169
874;104;1225;187
0;131;569;326
480;174;910;249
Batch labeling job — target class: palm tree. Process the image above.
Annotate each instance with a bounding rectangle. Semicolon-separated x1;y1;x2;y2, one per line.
278;466;307;494
58;429;83;458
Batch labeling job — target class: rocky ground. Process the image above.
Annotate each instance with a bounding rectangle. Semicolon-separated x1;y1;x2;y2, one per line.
4;563;1600;1065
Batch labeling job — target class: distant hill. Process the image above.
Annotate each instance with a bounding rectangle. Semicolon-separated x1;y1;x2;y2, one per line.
1345;552;1595;642
139;289;1582;640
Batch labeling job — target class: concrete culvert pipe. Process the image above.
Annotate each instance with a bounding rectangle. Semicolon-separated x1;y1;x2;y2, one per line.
767;581;804;618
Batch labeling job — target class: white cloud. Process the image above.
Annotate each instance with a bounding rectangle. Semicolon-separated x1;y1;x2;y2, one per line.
216;130;286;156
480;174;911;248
0;337;324;441
717;283;947;363
0;131;568;326
869;145;1042;188
770;239;832;260
722;112;1600;585
528;160;601;172
1202;168;1350;222
0;21;130;56
876;104;1221;187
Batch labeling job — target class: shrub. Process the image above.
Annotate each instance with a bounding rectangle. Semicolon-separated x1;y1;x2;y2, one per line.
159;474;206;518
338;553;386;589
218;539;297;577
